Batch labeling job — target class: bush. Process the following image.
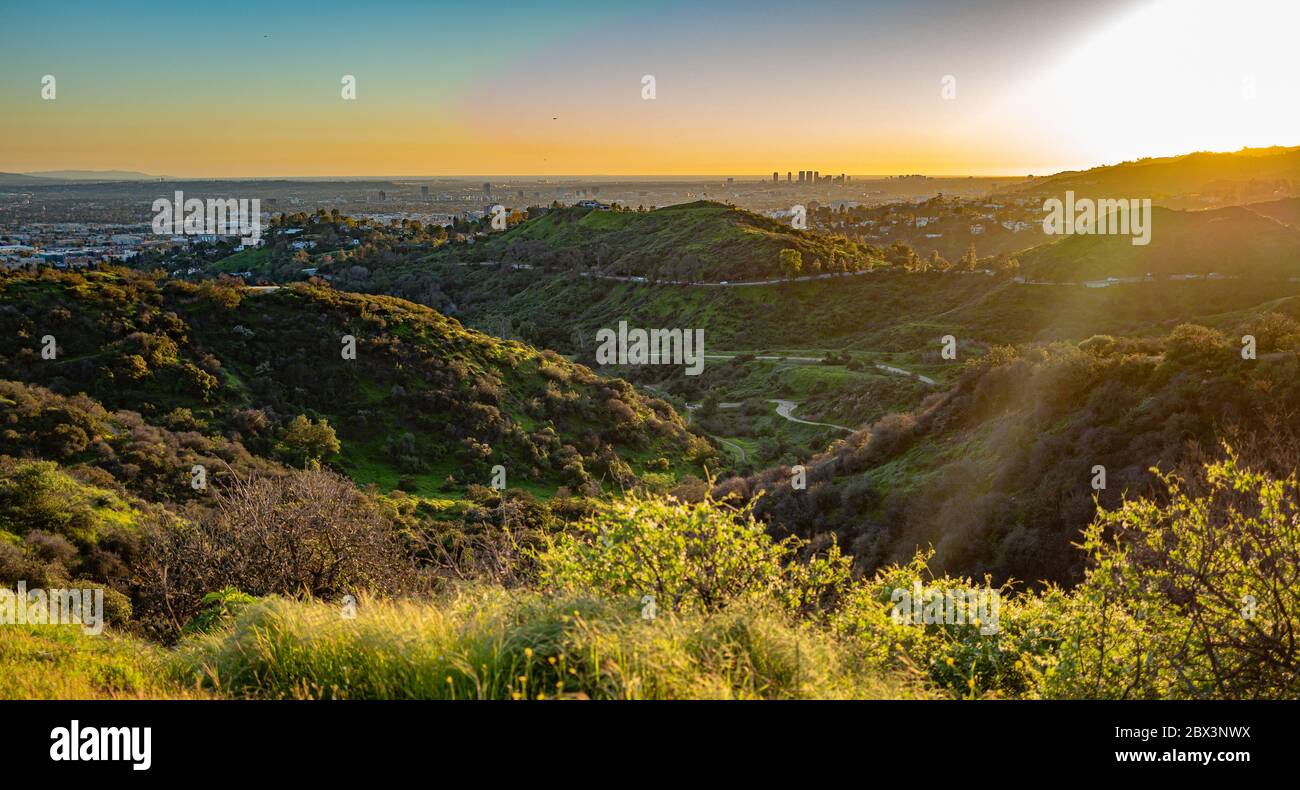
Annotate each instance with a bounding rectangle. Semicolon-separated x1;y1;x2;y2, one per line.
183;586;258;636
133;467;416;638
830;446;1300;699
536;489;850;616
831;551;1053;698
1040;446;1300;699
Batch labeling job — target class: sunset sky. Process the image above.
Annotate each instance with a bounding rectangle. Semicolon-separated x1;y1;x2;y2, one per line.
1;0;1296;177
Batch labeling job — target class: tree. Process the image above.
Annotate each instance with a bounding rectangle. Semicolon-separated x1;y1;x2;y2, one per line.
959;243;979;272
699;389;721;419
278;415;341;467
779;248;803;280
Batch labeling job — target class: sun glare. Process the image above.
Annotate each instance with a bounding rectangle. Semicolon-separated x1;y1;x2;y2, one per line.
1017;0;1300;167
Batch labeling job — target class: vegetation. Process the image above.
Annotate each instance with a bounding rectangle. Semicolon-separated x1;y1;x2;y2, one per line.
4;446;1293;699
5;157;1300;701
740;322;1300;586
0;267;713;498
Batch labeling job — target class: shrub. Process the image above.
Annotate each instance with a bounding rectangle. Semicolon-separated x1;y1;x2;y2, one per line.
831;551;1052;698
183;586;258;636
536;490;851;616
133;467;416;638
1040;446;1300;699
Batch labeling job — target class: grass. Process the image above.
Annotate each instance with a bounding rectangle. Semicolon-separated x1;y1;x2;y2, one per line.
0;625;205;699
211;246;271;274
170;589;930;700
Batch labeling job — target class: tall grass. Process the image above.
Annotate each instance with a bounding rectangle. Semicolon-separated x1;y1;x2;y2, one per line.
0;625;204;699
170;588;928;700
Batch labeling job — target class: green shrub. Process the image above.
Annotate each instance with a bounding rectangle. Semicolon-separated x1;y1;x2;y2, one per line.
536;490;851;616
831;551;1058;698
183;587;258;636
1038;447;1300;699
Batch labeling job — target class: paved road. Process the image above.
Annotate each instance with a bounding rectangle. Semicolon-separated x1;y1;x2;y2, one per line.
712;436;747;462
582;270;879;287
769;399;854;432
687;398;854;433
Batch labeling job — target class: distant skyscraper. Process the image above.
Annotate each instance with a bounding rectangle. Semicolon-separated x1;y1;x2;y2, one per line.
772;171;779;182
420;185;429;201
483;182;492;199
798;170;806;183
378;190;386;202
786;171;792;182
814;171;821;182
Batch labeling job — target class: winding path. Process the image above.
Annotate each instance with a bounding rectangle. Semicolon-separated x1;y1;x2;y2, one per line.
686;398;854;433
768;399;854;432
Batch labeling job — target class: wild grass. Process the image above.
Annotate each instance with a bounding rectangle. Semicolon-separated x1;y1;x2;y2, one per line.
0;624;204;699
169;588;930;700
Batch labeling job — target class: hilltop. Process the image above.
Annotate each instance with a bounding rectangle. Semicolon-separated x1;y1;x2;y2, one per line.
1004;146;1300;207
432;201;879;283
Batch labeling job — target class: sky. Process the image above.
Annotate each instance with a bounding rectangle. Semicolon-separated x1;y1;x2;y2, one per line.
1;0;1297;177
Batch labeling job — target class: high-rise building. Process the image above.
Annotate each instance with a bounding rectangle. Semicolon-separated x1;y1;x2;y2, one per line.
786;171;792;182
420;185;429;201
798;170;806;183
772;171;779;182
483;182;492;199
814;171;821;182
378;190;387;202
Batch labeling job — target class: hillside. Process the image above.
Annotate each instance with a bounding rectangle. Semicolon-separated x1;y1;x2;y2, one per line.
734;310;1300;587
431;201;880;282
0;268;713;498
1246;196;1300;228
1016;205;1300;282
1004;146;1300;207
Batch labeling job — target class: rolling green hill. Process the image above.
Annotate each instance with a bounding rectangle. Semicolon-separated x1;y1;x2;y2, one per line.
0;268;713;498
432;200;879;282
1016;205;1300;282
